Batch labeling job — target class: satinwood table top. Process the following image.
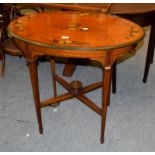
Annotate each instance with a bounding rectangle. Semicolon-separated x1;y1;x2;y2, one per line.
8;11;144;51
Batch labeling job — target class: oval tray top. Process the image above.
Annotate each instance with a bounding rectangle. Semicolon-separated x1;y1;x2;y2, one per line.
8;11;144;51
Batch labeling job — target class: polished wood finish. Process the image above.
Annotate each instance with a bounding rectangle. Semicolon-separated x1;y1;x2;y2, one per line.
23;3;113;77
8;11;144;143
8;12;143;49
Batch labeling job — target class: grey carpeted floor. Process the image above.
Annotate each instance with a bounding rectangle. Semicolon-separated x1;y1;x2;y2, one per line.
0;27;155;152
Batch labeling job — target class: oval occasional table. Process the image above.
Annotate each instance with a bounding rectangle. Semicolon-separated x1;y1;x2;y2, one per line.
8;11;144;143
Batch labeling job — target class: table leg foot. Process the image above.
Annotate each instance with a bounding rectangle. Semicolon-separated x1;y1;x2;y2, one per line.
50;102;61;107
39;128;43;134
100;138;104;144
